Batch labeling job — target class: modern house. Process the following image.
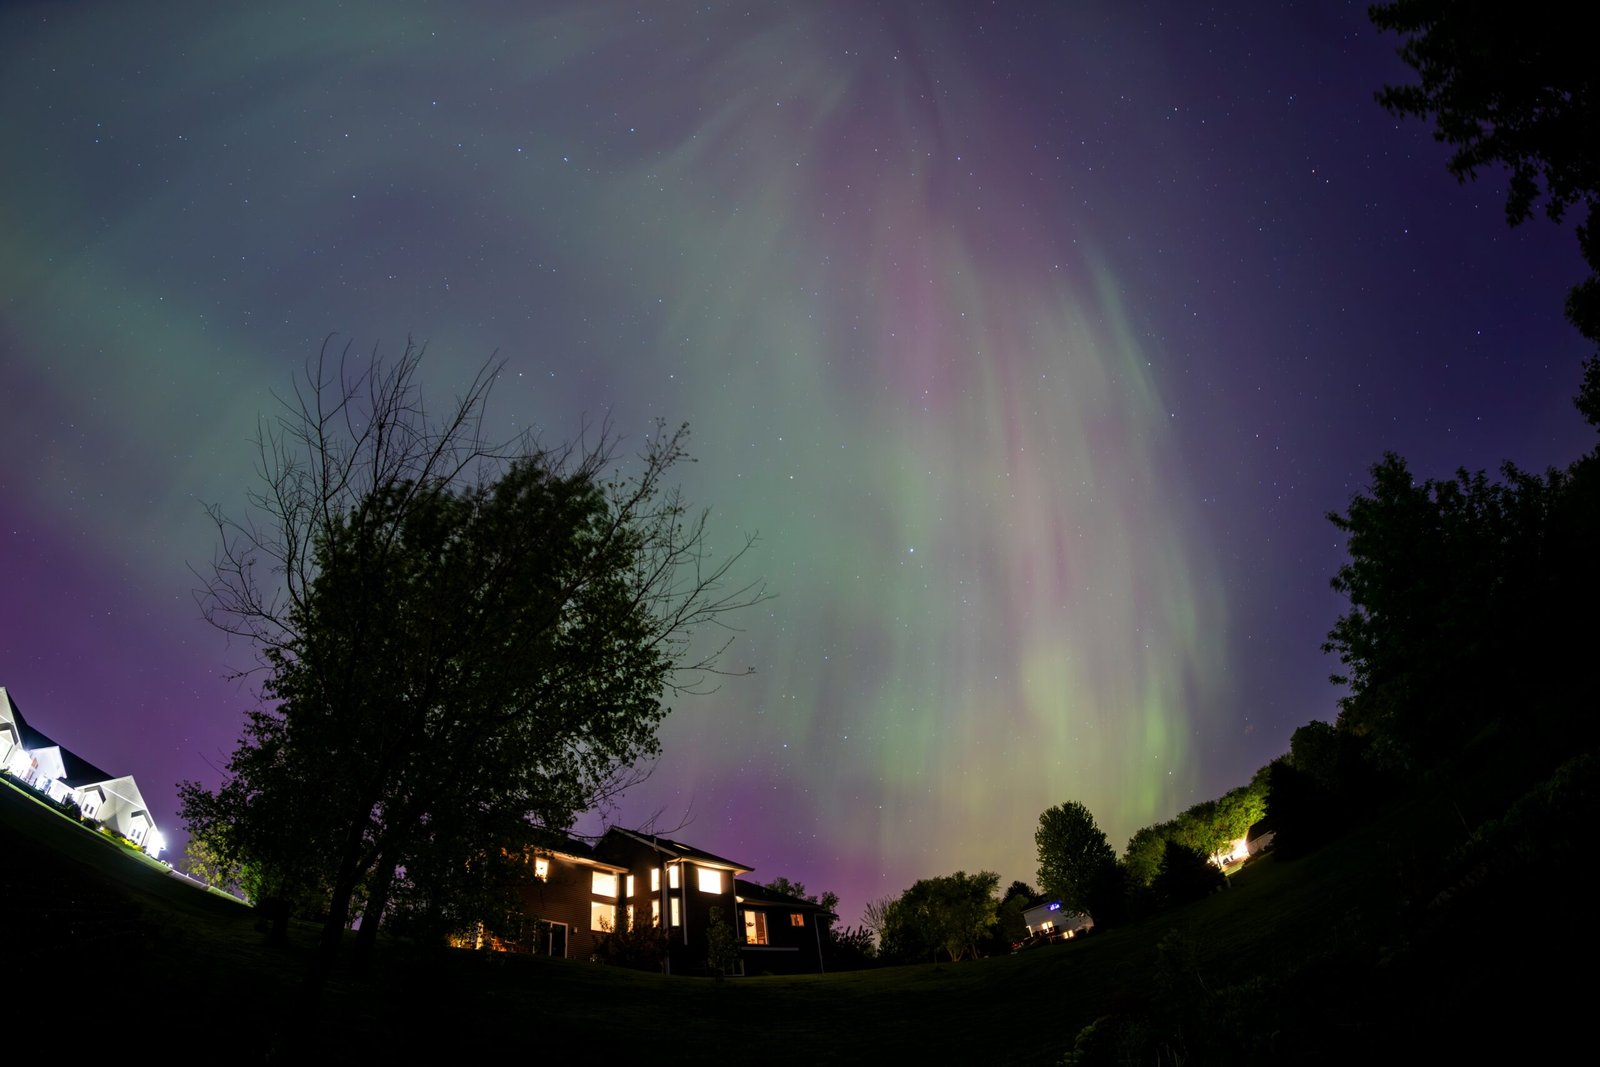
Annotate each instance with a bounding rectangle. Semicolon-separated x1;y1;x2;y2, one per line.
0;686;163;856
484;826;835;975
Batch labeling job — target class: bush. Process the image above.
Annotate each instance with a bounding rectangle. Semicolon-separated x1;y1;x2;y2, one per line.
1151;841;1224;909
593;922;669;972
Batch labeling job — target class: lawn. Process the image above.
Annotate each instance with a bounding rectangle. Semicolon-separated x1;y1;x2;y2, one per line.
5;757;1585;1062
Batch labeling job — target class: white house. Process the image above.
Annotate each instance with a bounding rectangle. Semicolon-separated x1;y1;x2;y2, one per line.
1022;900;1094;940
0;686;163;856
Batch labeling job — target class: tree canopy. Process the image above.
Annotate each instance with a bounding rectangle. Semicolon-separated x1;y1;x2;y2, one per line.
1035;801;1116;916
181;339;762;994
877;870;1000;963
1370;0;1600;414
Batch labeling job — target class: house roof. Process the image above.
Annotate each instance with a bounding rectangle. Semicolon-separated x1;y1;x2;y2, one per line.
734;878;837;916
527;831;628;874
602;827;753;873
0;687;119;785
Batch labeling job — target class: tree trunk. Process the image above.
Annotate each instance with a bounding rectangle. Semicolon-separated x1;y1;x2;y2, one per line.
302;821;369;1007
350;854;398;973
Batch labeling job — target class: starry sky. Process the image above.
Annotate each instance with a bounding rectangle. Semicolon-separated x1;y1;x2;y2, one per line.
1;0;1591;925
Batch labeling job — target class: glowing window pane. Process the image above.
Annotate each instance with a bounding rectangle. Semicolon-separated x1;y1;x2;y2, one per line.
790;913;805;927
670;898;681;926
592;872;617;898
744;910;767;945
591;902;615;932
697;867;722;894
651;868;661;892
534;857;550;880
668;865;680;889
626;874;636;897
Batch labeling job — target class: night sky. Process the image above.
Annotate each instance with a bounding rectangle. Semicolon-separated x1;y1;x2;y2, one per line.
1;0;1591;925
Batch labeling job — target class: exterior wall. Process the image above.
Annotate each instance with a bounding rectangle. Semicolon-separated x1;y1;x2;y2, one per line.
597;835;742;976
737;903;824;975
509;852;622;961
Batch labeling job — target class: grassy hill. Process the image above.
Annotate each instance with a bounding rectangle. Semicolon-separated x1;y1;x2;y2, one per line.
6;754;1588;1062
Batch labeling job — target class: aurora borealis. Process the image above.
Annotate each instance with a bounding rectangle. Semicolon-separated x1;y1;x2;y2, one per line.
1;1;1592;923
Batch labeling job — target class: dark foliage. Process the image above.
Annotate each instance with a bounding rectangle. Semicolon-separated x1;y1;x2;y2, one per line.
1150;841;1225;910
1371;0;1600;373
1323;452;1599;772
823;924;878;971
877;870;999;963
594;922;670;972
1036;801;1117;919
184;341;763;996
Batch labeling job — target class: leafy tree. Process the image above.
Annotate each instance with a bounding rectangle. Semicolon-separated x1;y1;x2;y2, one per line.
1287;720;1340;793
180;832;245;898
1151;840;1225;910
825;925;877;970
1123;820;1178;888
705;906;741;978
1323;452;1567;769
1036;801;1116;917
879;871;1000;963
1369;1;1600;419
184;339;763;997
995;880;1039;947
862;894;896;955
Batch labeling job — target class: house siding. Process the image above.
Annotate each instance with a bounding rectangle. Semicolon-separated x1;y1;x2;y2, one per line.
508;852;622;960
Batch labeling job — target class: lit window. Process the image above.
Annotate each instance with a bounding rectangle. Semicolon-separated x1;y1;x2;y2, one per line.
651;868;661;892
790;913;805;927
652;900;660;927
591;902;615;932
697;867;722;894
591;871;617;898
670;898;681;926
626;874;636;898
668;865;680;889
744;910;768;945
627;904;635;930
534;857;550;881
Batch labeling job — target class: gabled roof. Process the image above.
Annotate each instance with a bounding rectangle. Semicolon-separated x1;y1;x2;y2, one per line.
734;878;837;916
0;686;119;785
526;832;628;874
602;827;753;873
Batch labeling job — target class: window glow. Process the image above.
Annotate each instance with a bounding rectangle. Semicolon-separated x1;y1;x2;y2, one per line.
668;865;679;889
626;874;636;897
744;910;768;945
591;871;617;898
534;857;550;880
670;898;681;926
627;904;635;930
591;902;615;932
790;913;804;927
651;868;661;892
652;900;660;927
697;867;722;894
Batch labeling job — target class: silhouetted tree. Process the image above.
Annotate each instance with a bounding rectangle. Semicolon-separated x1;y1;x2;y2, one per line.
1152;840;1225;909
1370;0;1600;420
705;906;742;978
1036;801;1116;919
1322;452;1590;772
879;870;1000;963
186;338;764;999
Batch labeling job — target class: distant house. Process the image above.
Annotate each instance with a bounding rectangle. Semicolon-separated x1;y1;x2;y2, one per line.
0;686;163;855
479;826;834;975
1021;900;1093;941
